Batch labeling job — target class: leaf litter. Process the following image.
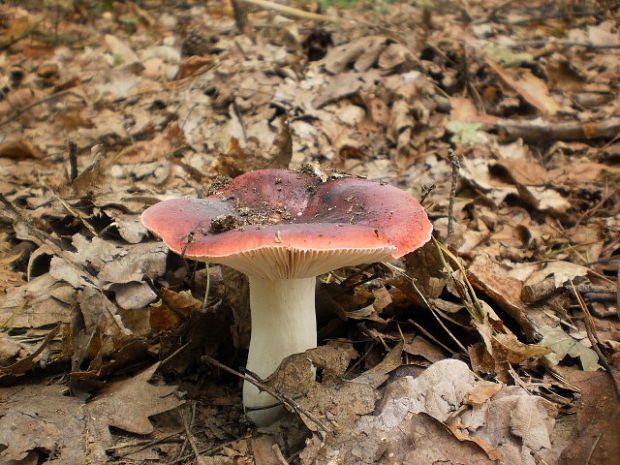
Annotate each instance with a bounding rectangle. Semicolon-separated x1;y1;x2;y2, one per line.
0;0;619;464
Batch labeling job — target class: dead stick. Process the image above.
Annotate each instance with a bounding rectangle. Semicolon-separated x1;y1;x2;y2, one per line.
447;150;460;241
0;90;85;127
68;142;78;181
241;0;339;22
231;0;249;34
485;117;620;142
571;282;620;400
616;265;620;318
507;40;620;50
180;403;207;465
201;354;330;432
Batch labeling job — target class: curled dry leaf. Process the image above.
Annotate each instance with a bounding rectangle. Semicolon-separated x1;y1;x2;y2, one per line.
0;363;181;464
302;360;561;465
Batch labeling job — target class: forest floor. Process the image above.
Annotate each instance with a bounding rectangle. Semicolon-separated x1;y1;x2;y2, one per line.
0;1;619;464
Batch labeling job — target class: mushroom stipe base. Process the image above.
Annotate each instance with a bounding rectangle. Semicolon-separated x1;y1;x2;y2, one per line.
244;276;317;426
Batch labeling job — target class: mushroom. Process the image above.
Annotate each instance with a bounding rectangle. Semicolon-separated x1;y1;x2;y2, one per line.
141;169;432;425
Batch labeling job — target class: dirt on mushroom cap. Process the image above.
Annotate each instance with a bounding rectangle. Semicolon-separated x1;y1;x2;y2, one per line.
141;169;433;269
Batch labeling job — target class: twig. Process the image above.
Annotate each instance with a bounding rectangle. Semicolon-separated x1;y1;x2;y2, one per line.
343;340;376;377
200;354;331;432
231;0;249;34
574;187;619;228
491;10;609;26
68;142;78;181
271;443;290;465
166;438;247;465
433;239;485;322
483;116;620;142
0;90;85;127
420;183;435;205
461;43;485;114
585;434;603;465
0;324;61;375
616;265;619;320
383;261;468;355
53;193;97;236
570;282;620;400
240;0;340;22
180;403;207;465
408;318;457;356
232;99;248;145
160;342;190;367
114;433;181;457
506;40;620;50
447;150;460;241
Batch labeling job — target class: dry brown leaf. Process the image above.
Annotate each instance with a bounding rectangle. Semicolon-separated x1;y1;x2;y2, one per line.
486;59;560;115
468;380;502;406
404;335;446;363
353;341;403;387
0;138;43;159
86;362;182;436
462;386;559;465
447;418;503;461
303;360;561;465
2;274;75;329
492;332;551;364
0;384;100;465
468;255;535;338
559;370;620;465
252;436;284;465
0;363;181;464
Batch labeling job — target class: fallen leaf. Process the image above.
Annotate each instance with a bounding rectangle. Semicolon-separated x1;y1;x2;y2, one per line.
559;370;620;465
486;59;561;115
86;362;182;436
538;326;600;371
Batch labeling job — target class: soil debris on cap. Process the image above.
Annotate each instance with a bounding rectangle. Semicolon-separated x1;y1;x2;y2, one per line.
206;175;233;196
210;214;245;233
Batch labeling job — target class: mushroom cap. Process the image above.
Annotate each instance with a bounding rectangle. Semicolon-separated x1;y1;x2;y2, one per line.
142;169;432;279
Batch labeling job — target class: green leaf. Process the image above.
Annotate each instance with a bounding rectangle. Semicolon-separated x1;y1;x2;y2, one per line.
538;326;600;371
484;44;533;67
446;120;483;146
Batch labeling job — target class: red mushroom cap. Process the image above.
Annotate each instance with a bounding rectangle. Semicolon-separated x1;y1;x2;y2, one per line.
141;170;432;279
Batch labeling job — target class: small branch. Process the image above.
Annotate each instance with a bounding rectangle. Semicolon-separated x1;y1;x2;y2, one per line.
490;10;610;26
68;142;78;181
241;0;339;22
180;403;207;465
0;324;61;375
616;265;619;320
483;117;620;142
232;99;248;145
166;438;248;465
570;282;620;400
231;0;250;34
383;261;468;355
201;354;331;432
506;40;620;50
0;90;85;128
447;150;460;241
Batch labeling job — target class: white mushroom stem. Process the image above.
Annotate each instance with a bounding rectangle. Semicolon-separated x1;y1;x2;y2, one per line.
243;276;317;426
